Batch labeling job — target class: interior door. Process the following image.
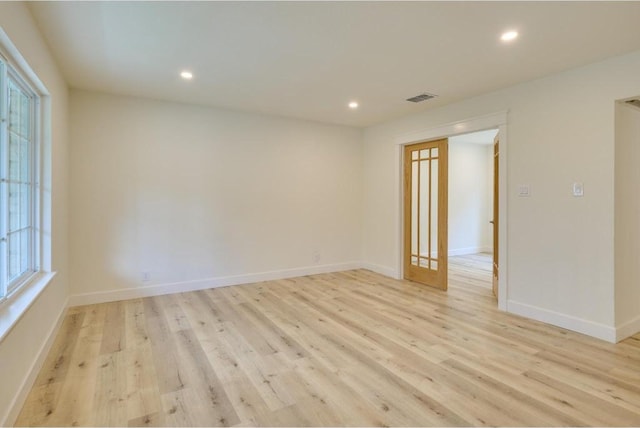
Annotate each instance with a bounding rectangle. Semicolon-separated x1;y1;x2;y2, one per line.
492;134;499;298
403;139;448;290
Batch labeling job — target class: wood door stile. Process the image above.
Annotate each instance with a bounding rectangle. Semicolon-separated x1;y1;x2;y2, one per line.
492;135;499;298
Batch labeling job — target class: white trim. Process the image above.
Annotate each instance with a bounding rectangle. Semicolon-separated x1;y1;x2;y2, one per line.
395;140;404;280
0;27;47;303
1;296;68;427
508;299;616;343
3;74;40;297
68;262;362;307
393;111;509;311
496;122;508;311
0;29;48;96
0;57;7;300
394;111;508;146
0;272;56;343
360;261;399;279
615;315;640;342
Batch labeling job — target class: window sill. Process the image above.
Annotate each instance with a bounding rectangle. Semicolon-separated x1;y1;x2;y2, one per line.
0;271;57;344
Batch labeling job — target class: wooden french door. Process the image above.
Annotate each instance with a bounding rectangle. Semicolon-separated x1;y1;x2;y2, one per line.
492;135;499;298
403;139;448;290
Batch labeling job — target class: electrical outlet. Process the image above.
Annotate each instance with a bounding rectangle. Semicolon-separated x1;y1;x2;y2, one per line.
312;250;321;264
518;184;530;197
142;271;151;282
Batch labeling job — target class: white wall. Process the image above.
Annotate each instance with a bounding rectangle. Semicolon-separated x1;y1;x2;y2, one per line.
362;49;640;340
0;3;69;425
448;141;493;255
69;90;362;300
614;101;640;336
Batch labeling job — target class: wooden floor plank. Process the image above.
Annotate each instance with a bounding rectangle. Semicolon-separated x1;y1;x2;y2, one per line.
14;311;86;426
14;254;640;426
39;305;106;426
141;296;187;395
93;351;128;426
523;370;640;426
123;342;164;424
171;328;240;426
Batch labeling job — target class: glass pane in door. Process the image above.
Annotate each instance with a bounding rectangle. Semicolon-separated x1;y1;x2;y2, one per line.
411;159;418;266
430;156;439;267
419;157;430;268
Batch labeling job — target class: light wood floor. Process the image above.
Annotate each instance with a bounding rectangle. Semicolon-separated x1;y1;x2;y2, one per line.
448;252;493;290
15;255;640;426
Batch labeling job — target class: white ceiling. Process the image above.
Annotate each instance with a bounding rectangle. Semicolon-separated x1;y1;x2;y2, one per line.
28;1;640;128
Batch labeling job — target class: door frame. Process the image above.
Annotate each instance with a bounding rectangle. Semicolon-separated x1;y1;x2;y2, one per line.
394;111;508;310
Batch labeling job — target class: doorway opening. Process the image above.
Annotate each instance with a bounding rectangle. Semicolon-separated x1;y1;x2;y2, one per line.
447;129;498;300
397;111;507;309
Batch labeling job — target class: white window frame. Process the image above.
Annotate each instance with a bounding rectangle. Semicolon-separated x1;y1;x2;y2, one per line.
0;50;42;303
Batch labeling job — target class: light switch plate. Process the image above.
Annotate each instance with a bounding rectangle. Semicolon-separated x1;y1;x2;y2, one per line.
518;184;530;197
573;182;584;197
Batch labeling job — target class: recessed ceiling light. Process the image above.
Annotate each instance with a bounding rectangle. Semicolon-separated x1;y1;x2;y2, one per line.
500;31;518;42
180;70;193;80
348;101;359;109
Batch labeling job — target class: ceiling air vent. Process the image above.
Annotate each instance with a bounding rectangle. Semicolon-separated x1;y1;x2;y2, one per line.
625;99;640;109
406;93;437;103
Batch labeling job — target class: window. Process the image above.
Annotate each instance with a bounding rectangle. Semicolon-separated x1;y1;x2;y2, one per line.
0;55;40;301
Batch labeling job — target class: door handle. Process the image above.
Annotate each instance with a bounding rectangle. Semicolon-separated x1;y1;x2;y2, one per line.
489;221;495;224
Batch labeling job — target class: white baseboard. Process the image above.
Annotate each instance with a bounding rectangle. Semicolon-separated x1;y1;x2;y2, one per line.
616;315;640;342
68;262;362;307
448;246;492;257
424;247;492;258
360;262;399;279
2;297;69;427
507;300;616;343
